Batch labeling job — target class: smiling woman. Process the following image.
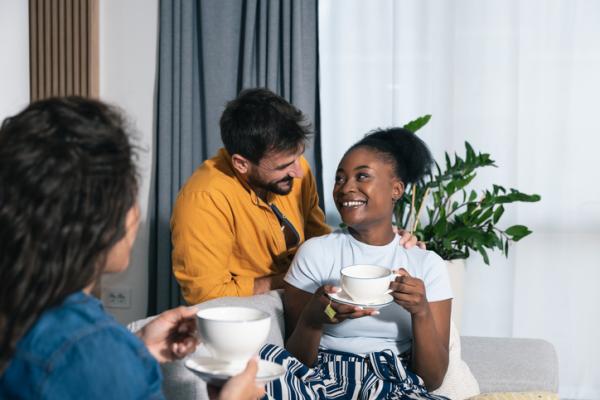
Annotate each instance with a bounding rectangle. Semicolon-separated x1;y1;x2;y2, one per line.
334;148;404;245
334;128;433;246
255;127;453;399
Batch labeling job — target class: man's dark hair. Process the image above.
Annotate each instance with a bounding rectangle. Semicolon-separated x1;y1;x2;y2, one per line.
0;97;138;373
219;88;311;164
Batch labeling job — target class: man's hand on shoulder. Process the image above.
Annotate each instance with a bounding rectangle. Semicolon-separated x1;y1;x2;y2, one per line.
395;227;426;250
253;273;286;294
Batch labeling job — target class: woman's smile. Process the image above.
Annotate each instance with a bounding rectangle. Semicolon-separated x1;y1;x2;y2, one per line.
339;199;367;208
333;147;403;239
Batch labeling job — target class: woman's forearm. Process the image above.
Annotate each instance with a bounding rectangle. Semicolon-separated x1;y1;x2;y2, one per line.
285;317;323;366
410;308;449;390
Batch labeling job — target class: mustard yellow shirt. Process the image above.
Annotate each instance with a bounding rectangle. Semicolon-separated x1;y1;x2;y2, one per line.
171;148;331;304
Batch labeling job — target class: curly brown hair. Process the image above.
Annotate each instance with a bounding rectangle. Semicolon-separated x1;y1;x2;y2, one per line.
0;97;139;373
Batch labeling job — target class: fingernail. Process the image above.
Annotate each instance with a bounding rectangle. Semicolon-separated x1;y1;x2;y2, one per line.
371;311;380;315
354;306;363;311
333;286;342;293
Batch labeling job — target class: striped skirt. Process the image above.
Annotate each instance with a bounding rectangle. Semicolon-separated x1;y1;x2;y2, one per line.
259;344;449;400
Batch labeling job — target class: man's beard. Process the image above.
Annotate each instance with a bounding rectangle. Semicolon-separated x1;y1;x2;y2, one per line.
248;174;294;196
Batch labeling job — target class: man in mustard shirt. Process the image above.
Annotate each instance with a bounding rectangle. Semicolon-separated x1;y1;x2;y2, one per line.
171;89;417;304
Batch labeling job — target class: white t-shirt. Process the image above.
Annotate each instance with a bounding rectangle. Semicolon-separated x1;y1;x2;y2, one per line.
284;229;453;355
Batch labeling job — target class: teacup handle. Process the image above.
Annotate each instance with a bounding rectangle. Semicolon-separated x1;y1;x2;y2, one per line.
385;270;400;295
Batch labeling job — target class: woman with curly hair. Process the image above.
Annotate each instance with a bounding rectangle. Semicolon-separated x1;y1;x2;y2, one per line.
0;97;263;400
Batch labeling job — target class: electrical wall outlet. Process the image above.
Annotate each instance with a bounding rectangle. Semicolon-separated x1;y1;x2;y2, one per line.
103;287;131;309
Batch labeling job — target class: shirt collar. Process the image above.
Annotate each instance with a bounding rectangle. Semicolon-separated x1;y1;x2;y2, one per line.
62;290;103;309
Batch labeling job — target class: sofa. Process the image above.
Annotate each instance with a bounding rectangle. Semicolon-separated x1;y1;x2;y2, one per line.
128;290;559;399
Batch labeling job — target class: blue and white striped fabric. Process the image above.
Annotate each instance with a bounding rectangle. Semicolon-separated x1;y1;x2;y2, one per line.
259;344;449;400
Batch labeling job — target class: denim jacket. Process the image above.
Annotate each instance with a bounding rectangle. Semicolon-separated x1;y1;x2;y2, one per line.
0;291;164;399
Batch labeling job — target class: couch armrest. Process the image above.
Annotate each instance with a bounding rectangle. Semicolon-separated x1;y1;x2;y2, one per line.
461;336;558;393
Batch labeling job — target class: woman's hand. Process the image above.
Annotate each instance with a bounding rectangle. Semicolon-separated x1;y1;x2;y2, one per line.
207;357;266;400
137;306;199;363
302;285;379;327
286;284;379;366
389;268;430;317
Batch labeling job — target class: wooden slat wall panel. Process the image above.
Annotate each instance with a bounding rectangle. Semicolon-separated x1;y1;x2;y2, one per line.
51;0;58;95
29;1;38;98
37;2;44;95
44;0;51;97
89;0;98;98
73;0;80;95
66;0;73;95
80;0;87;95
29;0;98;101
58;0;65;96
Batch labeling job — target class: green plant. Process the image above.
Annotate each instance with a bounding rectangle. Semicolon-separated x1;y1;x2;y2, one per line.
395;115;541;264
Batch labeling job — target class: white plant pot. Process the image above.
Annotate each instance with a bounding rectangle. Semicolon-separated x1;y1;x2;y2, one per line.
445;259;466;330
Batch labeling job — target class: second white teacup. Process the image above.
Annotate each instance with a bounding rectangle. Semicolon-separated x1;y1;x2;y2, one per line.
196;306;271;368
340;264;394;304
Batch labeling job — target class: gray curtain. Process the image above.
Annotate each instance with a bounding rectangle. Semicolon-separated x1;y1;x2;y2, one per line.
149;0;321;314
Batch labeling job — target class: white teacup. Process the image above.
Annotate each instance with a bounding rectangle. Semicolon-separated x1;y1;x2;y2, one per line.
340;264;394;304
196;306;271;367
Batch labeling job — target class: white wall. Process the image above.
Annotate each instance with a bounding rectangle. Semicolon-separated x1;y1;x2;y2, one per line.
99;0;158;325
319;1;600;398
0;2;30;121
0;1;156;326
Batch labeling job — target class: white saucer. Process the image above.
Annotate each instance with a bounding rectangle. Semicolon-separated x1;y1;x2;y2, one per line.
184;356;285;386
327;290;394;309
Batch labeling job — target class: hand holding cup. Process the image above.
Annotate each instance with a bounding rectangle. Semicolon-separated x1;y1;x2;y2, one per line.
389;268;430;317
301;285;378;328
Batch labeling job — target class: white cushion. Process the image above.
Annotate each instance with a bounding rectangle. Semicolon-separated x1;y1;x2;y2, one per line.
433;320;481;399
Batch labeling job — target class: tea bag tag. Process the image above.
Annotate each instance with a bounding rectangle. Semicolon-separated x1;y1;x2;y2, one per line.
324;302;336;321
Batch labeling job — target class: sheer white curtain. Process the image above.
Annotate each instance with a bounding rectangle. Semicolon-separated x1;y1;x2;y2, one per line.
319;1;600;398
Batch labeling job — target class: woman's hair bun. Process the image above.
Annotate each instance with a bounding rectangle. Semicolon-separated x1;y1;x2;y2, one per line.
348;127;433;184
